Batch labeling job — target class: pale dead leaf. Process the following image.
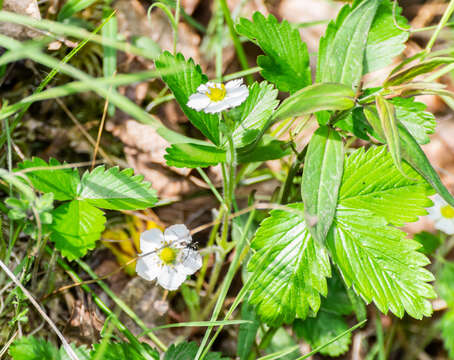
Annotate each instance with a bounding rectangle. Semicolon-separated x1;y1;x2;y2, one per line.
0;0;41;39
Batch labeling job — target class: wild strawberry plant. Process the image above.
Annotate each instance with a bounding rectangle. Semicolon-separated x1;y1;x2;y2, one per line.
2;0;454;358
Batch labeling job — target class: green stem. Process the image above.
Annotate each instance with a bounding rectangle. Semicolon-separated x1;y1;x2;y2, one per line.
174;0;180;54
196;209;256;360
258;327;278;350
195;207;224;293
215;0;224;81
425;0;454;54
196;167;223;204
223;66;261;81
205;251;226;297
375;311;386;360
218;0;253;85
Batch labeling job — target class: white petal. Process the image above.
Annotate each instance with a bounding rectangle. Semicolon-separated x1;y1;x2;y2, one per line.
176;249;202;275
157;266;187;290
196;83;209;93
136;256;160;281
225;79;244;89
165;224;192;247
435;218;454;234
204;101;231;114
140;229;164;254
187;93;210;110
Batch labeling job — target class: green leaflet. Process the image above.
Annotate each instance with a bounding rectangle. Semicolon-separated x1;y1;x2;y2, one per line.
363;0;409;74
375;94;404;175
91;342;159;360
385;57;454;87
398;123;454;207
16;158;80;201
339;146;432;226
236;12;311;93
391;97;436;145
50;200;106;260
328;206;435;319
236;301;260;360
155;52;220;144
248;203;331;326
318;0;381;89
230;81;279;149
271;83;355;122
165;143;227;168
302;126;344;244
237;136;291;164
9;336;60;360
78;166;157;210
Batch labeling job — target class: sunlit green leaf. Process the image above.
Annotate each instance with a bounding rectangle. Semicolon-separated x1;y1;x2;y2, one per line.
248;204;331;325
302;126;344;243
236;12;311;93
50;200;106;260
165;142;226;168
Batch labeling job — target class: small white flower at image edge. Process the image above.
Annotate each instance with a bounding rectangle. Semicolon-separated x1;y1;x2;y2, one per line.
427;194;454;235
187;78;249;114
136;224;202;291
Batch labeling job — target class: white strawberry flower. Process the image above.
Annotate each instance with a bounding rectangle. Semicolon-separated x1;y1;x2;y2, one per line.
187;79;249;114
136;224;202;290
427;194;454;234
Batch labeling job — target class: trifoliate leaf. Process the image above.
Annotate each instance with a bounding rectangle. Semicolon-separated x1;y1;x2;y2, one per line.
248;204;331;325
50;200;106;260
163;342;227;360
91;342;159;360
317;0;380;89
339;146;433;226
78;166;157;210
16;158;80;201
230;81;279;148
236;12;311;93
391;97;436;145
294;311;351;357
155;52;220;144
9;336;59;360
328;206;435;319
363;0;409;74
441;309;454;359
165;142;226;168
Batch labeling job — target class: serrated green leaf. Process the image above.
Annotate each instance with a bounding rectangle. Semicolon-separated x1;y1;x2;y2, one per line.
272;83;355;122
302;126;344;244
78;166;157;210
339;146;433;226
164;342;227;360
155;52;220;144
9;336;60;360
230;81;279;148
398;122;454;207
363;0;409;74
441;309;454;359
57;0;97;21
328;206;435;319
165;142;226;168
237;301;259;360
236;12;311;93
322;273;354;316
294;311;351;357
391;97;436;145
317;0;380;89
375;94;404;174
248;204;331;325
17;158;80;201
91;342;159;360
385;57;454;87
50;200;106;260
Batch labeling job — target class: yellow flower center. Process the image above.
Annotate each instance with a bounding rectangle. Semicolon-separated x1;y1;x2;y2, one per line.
206;84;226;102
441;205;454;219
159;247;177;265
